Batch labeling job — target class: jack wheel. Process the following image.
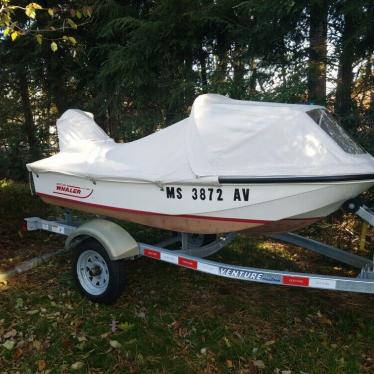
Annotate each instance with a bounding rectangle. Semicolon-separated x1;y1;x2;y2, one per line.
343;199;361;213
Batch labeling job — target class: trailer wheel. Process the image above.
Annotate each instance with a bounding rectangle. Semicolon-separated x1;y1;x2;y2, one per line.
72;239;125;304
343;198;361;213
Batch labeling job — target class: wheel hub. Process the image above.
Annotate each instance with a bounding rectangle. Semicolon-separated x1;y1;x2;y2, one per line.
77;250;110;296
88;265;102;277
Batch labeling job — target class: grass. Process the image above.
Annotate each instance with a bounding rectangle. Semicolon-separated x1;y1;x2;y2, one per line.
0;181;373;373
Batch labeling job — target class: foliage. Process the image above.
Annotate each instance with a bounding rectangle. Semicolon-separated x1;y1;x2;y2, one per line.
0;0;373;180
0;0;92;51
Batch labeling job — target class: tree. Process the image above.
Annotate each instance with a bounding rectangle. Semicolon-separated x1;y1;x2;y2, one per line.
307;0;328;105
334;0;373;124
1;0;373;179
0;0;92;51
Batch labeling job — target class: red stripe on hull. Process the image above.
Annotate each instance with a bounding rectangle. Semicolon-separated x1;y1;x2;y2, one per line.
36;192;322;234
37;192;270;224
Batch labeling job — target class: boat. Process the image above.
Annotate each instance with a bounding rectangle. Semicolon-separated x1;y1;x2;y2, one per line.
26;94;374;235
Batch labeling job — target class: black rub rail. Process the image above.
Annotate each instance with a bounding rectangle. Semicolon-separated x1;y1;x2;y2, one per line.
218;174;374;184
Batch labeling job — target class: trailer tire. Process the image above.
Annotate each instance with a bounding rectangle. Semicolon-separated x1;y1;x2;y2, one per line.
72;238;126;305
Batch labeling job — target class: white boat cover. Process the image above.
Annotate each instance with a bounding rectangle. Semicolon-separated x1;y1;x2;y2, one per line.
27;94;374;183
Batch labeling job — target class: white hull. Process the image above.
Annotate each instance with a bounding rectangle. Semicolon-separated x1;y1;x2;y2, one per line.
31;172;374;234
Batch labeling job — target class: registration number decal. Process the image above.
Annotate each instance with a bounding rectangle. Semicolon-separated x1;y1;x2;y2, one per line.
164;186;250;202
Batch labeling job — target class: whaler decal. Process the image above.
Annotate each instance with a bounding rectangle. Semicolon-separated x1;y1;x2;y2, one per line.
219;267;263;280
53;183;93;199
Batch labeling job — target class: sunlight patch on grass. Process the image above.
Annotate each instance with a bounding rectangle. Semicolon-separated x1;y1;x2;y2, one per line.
256;240;297;261
0;179;13;189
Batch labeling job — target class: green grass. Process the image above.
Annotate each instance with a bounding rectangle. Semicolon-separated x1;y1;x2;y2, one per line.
0;181;373;373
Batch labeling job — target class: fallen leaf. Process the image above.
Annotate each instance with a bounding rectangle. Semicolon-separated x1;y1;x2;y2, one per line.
14;347;23;359
71;361;85;370
76;342;86;351
109;340;122;349
264;340;276;346
119;322;134;332
4;329;17;338
135;311;146;319
15;298;24;309
253;360;266;369
26;309;39;315
223;336;231;348
169;321;180;330
226;360;234;368
37;360;47;371
32;340;42;351
2;340;15;350
110;320;118;332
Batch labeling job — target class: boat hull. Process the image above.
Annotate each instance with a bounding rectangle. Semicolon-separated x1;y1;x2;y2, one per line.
32;172;374;234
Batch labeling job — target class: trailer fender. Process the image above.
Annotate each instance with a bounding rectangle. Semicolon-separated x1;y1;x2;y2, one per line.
65;219;139;260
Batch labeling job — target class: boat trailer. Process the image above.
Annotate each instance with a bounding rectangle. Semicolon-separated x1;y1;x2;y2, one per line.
25;204;374;303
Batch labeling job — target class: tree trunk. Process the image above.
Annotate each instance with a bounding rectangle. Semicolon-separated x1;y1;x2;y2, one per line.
215;35;228;84
17;67;40;161
335;11;355;119
44;57;68;114
232;44;246;98
308;0;328;105
249;59;257;97
199;47;208;91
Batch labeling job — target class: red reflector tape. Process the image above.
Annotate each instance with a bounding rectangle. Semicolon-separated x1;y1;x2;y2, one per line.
178;257;198;269
282;275;309;287
144;248;161;260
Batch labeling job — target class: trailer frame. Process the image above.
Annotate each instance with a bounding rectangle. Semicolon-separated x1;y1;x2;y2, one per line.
24;204;374;299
